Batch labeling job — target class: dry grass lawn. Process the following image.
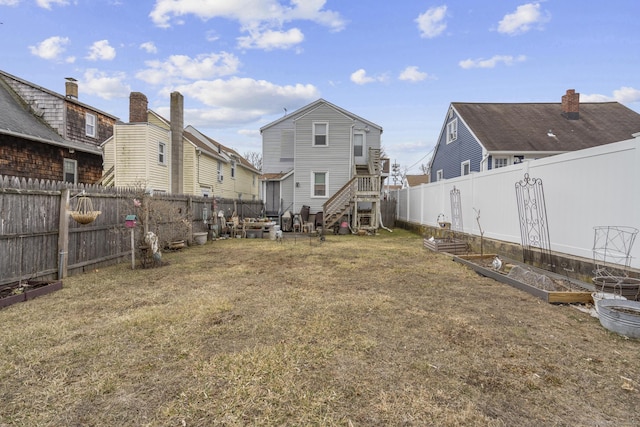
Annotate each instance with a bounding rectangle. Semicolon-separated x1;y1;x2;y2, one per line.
1;229;639;426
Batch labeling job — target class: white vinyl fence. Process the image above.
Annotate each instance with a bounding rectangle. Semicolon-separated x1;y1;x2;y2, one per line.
396;135;640;269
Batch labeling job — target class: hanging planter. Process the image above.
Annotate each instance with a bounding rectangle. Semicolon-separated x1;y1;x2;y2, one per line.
70;195;101;224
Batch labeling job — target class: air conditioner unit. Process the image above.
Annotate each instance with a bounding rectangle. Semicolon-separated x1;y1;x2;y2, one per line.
218;175;224;183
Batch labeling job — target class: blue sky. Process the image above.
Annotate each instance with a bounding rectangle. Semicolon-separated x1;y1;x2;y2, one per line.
2;1;639;174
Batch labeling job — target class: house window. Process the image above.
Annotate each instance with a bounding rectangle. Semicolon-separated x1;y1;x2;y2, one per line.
446;119;457;144
217;161;223;182
353;133;364;157
158;142;166;165
312;172;327;197
313;123;328;146
231;160;236;179
85;113;96;138
461;160;470;176
494;157;508;169
63;159;77;184
436;169;443;181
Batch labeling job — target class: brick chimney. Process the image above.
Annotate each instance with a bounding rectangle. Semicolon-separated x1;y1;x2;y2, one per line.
561;89;580;120
129;92;148;123
170;91;184;194
65;77;78;99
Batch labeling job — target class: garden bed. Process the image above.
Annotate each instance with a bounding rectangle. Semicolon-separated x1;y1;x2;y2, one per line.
0;280;63;309
423;237;468;255
453;254;594;304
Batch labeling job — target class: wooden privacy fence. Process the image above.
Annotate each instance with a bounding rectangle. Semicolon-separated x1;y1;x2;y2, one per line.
0;175;263;286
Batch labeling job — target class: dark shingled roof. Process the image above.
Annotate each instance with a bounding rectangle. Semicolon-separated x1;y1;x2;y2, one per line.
452;102;640;153
0;76;101;155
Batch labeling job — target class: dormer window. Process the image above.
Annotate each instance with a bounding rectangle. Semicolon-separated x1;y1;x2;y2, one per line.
446;119;458;144
85;112;96;138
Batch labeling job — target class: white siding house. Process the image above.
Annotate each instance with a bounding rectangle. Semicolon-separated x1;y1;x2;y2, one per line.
261;99;385;232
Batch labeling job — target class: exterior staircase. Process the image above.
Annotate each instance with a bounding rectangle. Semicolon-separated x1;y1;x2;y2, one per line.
97;165;115;187
322;148;384;233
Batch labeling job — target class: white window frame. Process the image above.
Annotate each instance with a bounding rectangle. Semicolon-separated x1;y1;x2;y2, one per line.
231;160;236;179
313;122;328;147
311;171;328;198
461;160;470;176
158;142;166;165
493;157;509;169
353;132;365;158
446;119;458;144
217;161;223;182
436;169;443;182
85;112;96;138
63;158;77;184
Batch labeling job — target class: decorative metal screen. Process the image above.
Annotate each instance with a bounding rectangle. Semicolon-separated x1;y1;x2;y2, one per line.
449;186;463;233
515;173;553;269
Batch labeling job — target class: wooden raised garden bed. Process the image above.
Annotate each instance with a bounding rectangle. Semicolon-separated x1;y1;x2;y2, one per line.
423;237;468;255
0;280;63;309
453;254;594;304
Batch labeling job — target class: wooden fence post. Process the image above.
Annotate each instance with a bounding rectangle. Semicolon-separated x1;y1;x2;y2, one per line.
58;189;70;279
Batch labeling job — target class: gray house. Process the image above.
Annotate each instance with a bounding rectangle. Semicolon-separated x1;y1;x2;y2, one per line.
260;99;386;232
429;89;640;181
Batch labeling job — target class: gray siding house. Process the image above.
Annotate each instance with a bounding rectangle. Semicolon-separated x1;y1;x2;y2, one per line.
261;99;386;232
429;89;640;181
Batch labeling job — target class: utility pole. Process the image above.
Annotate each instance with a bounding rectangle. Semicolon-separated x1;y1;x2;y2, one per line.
392;161;400;186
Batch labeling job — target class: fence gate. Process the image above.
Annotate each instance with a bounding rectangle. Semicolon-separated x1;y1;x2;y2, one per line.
449;186;463;233
515;173;553;269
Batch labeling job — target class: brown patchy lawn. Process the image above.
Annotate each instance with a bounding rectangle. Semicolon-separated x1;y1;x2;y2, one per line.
1;229;638;426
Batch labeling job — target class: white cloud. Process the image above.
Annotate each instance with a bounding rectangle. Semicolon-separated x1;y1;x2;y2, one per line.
237;27;304;50
149;0;346;31
80;69;131;100
582;87;640;104
149;0;345;52
399;66;429;82
28;36;70;60
459;54;526;69
416;5;447;39
350;69;387;85
36;0;68;9
136;52;241;85
140;42;158;54
0;0;21;6
497;2;550;35
86;40;116;61
159;77;320;127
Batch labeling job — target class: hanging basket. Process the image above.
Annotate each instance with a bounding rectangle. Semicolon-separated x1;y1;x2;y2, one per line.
70;196;101;224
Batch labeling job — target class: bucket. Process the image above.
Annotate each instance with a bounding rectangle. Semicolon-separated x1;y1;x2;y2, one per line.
592;292;626;314
269;225;277;240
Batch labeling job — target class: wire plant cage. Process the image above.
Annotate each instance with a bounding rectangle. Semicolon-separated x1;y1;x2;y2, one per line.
592;226;640;299
592;226;638;278
70;195;102;225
